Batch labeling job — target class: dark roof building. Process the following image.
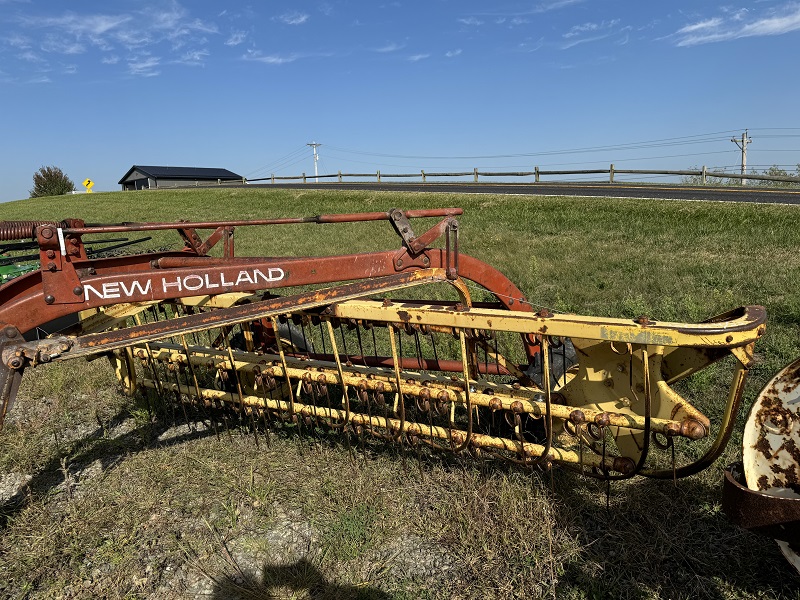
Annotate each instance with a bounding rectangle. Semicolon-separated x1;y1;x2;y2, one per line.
118;166;243;190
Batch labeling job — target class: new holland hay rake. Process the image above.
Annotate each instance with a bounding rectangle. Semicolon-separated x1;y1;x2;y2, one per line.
0;208;797;559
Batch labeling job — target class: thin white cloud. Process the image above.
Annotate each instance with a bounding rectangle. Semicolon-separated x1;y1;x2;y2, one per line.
62;64;77;74
408;53;429;62
676;17;723;34
562;33;613;49
730;8;749;22
225;31;247;46
41;35;85;54
242;50;299;65
458;17;484;26
533;0;584;13
445;48;462;57
5;34;31;49
11;2;219;78
17;50;44;62
127;55;160;76
674;3;800;46
515;36;545;53
277;11;309;25
374;41;405;53
175;49;209;65
564;19;620;39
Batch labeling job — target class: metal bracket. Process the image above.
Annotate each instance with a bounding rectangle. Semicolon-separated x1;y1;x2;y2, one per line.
0;325;25;430
389;208;420;252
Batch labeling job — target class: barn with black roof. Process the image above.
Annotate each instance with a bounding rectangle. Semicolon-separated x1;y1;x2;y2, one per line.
118;166;243;190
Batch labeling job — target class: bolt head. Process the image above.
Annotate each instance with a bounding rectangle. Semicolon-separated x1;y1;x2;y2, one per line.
73;286;84;296
44;294;55;304
4;327;17;339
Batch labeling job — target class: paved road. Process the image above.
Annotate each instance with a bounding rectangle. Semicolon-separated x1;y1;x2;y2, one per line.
240;181;800;204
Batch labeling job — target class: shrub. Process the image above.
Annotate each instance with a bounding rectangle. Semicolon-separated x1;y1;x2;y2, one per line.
29;165;76;198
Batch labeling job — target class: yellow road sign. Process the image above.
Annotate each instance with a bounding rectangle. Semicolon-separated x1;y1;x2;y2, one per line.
83;178;94;193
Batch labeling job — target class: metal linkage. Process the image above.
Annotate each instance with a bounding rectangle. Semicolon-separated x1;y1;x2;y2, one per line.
94;292;766;478
0;209;769;481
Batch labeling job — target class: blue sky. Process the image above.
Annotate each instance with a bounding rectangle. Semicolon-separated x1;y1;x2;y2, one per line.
1;0;799;201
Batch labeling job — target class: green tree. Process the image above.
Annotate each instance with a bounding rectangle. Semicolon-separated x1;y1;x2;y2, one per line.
748;165;800;188
680;166;735;186
29;165;76;198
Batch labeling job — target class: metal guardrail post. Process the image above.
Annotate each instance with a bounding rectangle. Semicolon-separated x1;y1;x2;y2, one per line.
702;166;707;185
610;164;615;183
535;167;540;183
474;168;478;183
421;170;426;183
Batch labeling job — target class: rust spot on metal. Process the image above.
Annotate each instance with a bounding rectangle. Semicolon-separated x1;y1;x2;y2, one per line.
613;457;636;475
594;412;611;427
569;410;586;425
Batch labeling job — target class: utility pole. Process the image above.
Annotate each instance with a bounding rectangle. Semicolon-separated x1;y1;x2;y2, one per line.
731;130;752;185
307;142;321;182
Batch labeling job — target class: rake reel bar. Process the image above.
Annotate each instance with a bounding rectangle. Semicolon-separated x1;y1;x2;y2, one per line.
0;209;766;479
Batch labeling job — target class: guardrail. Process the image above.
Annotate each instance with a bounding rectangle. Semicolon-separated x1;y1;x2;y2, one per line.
143;165;800;190
244;164;800;186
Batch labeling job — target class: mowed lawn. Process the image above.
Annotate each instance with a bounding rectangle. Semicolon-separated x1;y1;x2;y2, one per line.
1;186;800;599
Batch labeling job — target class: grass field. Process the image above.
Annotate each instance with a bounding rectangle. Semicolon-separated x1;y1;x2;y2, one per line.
2;187;800;599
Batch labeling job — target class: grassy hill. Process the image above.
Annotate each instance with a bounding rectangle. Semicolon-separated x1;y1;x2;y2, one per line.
2;187;800;598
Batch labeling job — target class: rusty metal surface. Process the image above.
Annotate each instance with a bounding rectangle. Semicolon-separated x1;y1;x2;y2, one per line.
723;462;800;543
724;357;800;557
0;220;67;241
57;208;464;235
5;269;449;362
0;326;24;429
743;356;800;494
0;211;531;341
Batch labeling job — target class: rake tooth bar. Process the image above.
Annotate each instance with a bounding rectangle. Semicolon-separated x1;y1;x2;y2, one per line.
0;209;767;479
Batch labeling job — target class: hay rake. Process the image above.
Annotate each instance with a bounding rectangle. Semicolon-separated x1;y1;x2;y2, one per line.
0;207;797;561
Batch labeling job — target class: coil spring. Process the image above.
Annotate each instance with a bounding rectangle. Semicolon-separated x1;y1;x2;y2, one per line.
0;221;67;242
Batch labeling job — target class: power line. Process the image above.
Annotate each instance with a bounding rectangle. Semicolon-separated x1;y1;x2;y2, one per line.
245;145;308;177
324;129;744;160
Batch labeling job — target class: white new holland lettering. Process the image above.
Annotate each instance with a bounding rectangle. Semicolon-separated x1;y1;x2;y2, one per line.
183;274;204;291
162;277;182;293
204;274;220;289
253;268;285;284
84;283;104;301
235;270;254;285
120;280;152;297
102;282;120;299
84;278;153;301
